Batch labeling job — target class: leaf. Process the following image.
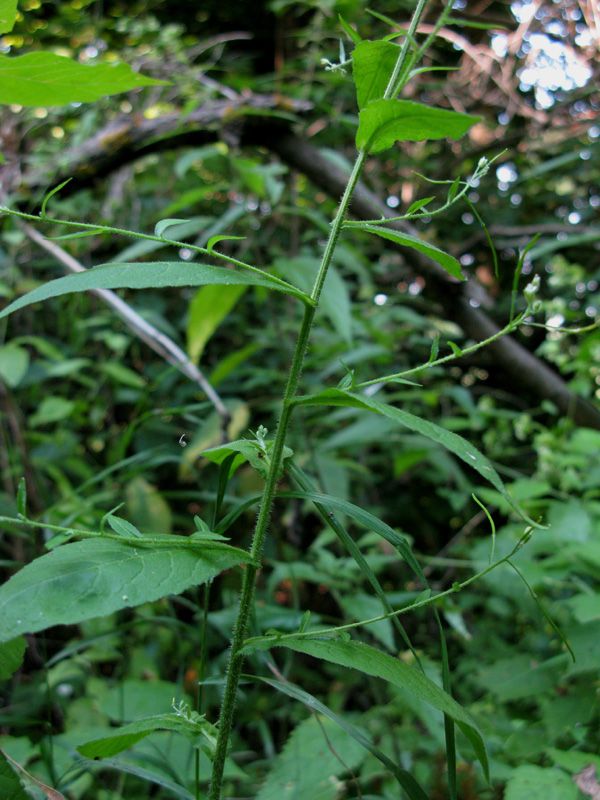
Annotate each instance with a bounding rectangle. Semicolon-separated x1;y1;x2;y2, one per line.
356;99;481;153
407;196;435;215
347;223;464;280
0;261;309;321
0;537;252;643
292;389;543;527
154;218;190;238
0;636;26;680
352;40;401;109
76;711;218;759
251;675;429;800
255;714;365;800
339;15;362;45
242;635;489;781
84;756;195;800
0;53;168;107
448;341;463;356
0;748;65;799
124;477;172;535
0;747;30;800
0;0;17;35
504;765;578;800
207;234;246;254
0;343;30;387
202;439;294;480
187;283;247;364
107;515;143;539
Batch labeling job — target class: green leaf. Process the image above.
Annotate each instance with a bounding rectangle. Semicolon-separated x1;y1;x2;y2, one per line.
255;714;365;800
0;537;252;643
154;218;190;238
29;396;75;427
207;234;246;254
83;757;195;800
356;99;481;153
448;341;463;356
76;710;218;759
187;283;247;364
339;15;362;45
406;196;435;215
107;515;143;539
0;748;30;800
504;766;578;800
292;389;543;527
0;261;309;321
0;53;168;107
347;223;464;280
0;636;26;680
0;0;17;35
0;343;30;387
242;635;488;781
352;40;401;109
202;438;294;480
251;675;429;800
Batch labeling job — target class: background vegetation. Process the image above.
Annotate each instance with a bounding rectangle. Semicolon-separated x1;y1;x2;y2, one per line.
0;0;599;798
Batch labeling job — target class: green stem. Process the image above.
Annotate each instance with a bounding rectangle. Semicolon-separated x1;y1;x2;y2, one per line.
207;153;370;800
208;3;433;794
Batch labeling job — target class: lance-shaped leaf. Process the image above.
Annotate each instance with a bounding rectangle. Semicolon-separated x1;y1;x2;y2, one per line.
0;53;168;107
352;40;402;109
292;389;543;527
0;261;309;321
347;223;464;280
0;538;252;643
77;710;218;759
356;99;481;153
241;635;489;781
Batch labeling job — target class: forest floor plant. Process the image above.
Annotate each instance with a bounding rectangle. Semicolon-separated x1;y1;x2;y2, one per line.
0;1;576;798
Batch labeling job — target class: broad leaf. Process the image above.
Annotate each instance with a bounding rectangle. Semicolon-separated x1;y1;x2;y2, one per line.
0;748;53;800
0;0;16;35
0;53;168;107
292;389;543;527
347;223;464;280
251;675;429;800
77;711;217;759
0;537;252;642
352;40;402;109
242;635;489;781
255;714;364;800
0;261;309;321
356;99;481;153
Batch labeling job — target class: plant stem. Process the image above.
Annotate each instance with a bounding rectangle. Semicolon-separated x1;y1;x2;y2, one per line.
207;152;370;800
208;2;432;793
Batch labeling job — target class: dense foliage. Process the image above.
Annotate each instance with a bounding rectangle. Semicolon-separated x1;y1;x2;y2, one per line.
0;0;599;798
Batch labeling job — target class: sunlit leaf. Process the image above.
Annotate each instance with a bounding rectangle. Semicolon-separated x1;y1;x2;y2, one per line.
356;99;481;153
0;53;168;106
